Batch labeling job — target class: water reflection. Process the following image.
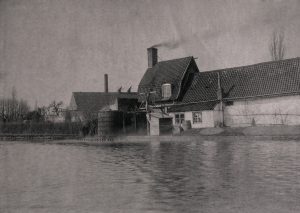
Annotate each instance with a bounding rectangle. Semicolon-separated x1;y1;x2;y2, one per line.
0;140;300;213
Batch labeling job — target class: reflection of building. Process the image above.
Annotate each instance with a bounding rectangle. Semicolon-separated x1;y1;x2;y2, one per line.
139;47;300;129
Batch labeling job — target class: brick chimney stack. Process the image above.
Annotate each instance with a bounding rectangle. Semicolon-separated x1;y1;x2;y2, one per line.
104;74;108;93
147;47;158;68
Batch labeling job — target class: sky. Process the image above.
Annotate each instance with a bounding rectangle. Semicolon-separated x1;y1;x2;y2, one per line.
0;0;300;108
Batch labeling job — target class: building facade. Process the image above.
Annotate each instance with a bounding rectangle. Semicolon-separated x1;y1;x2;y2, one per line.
139;48;300;129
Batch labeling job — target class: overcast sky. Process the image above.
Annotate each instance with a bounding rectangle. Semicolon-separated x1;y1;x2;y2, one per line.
1;0;300;107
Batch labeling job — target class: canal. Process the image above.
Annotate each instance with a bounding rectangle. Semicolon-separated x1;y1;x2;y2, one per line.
0;139;299;213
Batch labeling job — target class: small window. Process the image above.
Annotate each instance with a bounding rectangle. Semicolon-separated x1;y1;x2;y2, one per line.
192;112;202;124
175;113;185;124
162;83;172;99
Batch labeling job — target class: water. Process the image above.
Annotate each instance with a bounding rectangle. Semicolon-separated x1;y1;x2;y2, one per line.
0;140;300;213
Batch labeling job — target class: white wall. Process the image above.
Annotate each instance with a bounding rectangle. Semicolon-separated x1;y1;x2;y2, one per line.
149;117;160;136
169;111;215;128
224;95;300;127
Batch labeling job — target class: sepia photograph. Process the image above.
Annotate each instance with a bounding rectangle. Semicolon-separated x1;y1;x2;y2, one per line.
0;0;300;212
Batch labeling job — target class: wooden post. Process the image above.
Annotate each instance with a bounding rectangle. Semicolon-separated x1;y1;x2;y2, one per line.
122;112;126;134
217;72;224;127
146;94;150;136
134;112;137;133
147;120;150;136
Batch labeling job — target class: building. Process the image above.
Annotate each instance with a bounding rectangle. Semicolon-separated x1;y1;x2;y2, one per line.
69;74;139;122
45;107;66;123
138;47;199;134
69;91;139;122
138;47;199;110
138;48;300;129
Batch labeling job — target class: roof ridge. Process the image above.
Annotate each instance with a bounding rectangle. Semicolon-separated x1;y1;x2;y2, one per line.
156;56;194;64
73;91;138;94
176;56;194;100
201;57;300;74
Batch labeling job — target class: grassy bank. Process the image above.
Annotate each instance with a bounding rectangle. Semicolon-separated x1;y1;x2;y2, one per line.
183;125;300;136
1;125;300;143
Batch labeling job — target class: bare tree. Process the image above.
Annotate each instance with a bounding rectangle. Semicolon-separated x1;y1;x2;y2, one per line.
0;98;30;122
11;86;17;121
269;30;285;61
48;101;63;116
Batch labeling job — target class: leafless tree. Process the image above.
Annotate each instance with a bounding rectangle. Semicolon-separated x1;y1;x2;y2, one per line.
0;98;30;122
269;30;285;61
48;101;63;116
272;107;289;125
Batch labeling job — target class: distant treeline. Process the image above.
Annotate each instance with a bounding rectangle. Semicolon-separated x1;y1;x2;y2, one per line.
0;91;98;136
0;98;30;122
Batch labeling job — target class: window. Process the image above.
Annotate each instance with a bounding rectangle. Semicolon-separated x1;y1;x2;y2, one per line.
192;112;202;124
175;113;185;124
162;83;172;99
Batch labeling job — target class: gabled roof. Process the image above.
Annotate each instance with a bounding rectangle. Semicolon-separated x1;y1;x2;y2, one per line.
71;92;138;112
138;56;195;101
182;57;300;104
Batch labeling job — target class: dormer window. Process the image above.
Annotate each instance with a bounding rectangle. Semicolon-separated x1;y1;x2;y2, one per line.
162;83;172;99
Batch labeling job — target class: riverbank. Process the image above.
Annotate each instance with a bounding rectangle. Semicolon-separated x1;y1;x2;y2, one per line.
1;125;300;145
2;135;300;148
182;125;300;136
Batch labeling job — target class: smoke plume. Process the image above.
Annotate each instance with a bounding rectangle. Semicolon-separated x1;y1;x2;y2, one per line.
151;37;186;49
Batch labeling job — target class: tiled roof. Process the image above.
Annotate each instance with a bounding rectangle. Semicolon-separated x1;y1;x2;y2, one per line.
72;92;138;112
182;57;300;104
168;101;218;112
138;56;194;101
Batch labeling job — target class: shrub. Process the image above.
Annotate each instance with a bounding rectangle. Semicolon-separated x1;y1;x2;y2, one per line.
0;122;83;135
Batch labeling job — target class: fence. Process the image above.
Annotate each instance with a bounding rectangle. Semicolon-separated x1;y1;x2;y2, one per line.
225;113;300;127
0;122;83;135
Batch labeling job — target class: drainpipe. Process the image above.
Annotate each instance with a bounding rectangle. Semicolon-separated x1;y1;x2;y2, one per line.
217;72;224;127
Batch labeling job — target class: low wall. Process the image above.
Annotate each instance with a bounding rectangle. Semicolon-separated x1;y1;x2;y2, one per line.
224;95;300;127
0;134;81;141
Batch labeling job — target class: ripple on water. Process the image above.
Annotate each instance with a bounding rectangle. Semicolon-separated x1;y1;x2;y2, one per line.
0;140;300;213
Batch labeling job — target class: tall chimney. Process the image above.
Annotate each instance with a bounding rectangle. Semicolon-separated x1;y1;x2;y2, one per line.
147;47;158;68
104;74;108;93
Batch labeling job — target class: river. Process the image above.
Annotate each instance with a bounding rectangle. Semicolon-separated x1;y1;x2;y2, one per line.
0;139;299;213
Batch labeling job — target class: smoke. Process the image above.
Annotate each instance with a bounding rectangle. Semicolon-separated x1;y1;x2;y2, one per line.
151;37;186;49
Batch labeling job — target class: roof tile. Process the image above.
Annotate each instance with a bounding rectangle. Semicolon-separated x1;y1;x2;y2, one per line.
72;92;138;112
182;57;300;103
